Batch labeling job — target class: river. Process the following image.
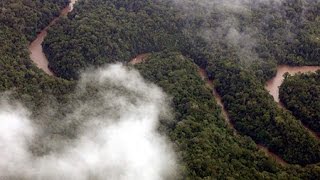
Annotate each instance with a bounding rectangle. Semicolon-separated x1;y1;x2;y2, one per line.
28;1;318;164
198;68;287;165
129;53;150;65
265;65;320;139
265;65;320;103
198;68;236;134
130;54;287;165
28;1;77;76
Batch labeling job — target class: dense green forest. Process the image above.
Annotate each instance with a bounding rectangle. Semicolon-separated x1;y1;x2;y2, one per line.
280;71;320;134
208;61;320;165
43;0;320;80
1;0;320;179
0;0;69;41
43;0;320;163
0;0;74;107
43;0;185;79
134;52;320;179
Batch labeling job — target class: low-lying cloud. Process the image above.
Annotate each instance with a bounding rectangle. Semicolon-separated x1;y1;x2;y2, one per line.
0;64;176;180
169;0;303;65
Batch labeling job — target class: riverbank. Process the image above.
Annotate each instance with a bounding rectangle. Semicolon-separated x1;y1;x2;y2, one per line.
265;65;320;102
29;1;77;76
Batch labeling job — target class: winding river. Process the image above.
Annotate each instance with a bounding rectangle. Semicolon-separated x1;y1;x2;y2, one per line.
198;68;236;134
265;65;320;103
266;65;320;139
29;0;77;76
199;64;320;165
129;53;150;65
28;0;319;165
198;68;287;165
130;54;288;165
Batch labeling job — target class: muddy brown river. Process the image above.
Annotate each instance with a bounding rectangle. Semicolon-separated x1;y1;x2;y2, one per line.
198;68;287;165
130;54;294;165
129;53;150;65
29;1;77;76
265;65;320;102
28;0;319;164
198;68;236;133
265;65;320;140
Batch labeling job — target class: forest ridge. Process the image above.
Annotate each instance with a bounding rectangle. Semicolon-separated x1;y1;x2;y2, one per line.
0;0;320;179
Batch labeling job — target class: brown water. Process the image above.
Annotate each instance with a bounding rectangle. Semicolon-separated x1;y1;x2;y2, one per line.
198;68;236;133
130;54;288;165
129;53;150;65
266;65;320;140
265;65;320;102
257;145;287;166
198;68;288;165
29;1;77;76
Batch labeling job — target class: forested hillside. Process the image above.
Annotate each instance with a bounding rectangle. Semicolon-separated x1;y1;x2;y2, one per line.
208;60;320;165
280;71;320;134
1;0;320;179
134;52;320;179
44;0;320;80
0;0;74;107
43;0;187;79
43;0;320;162
0;0;68;40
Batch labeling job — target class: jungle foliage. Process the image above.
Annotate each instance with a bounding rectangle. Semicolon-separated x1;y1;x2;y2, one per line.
280;70;320;134
135;52;320;179
43;0;320;165
0;0;74;108
1;0;320;179
208;60;320;165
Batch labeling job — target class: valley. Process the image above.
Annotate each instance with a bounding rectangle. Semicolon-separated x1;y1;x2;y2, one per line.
1;0;320;179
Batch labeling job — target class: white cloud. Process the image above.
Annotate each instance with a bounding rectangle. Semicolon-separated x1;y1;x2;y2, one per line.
0;64;176;180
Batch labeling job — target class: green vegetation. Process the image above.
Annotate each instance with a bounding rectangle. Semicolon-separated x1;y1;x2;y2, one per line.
44;0;320;165
0;0;74;107
1;0;320;178
44;0;320;80
44;0;185;79
207;61;320;165
135;52;320;179
280;71;320;133
0;0;68;41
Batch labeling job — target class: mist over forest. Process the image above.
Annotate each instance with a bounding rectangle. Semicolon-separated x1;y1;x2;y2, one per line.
0;0;320;179
0;64;176;179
